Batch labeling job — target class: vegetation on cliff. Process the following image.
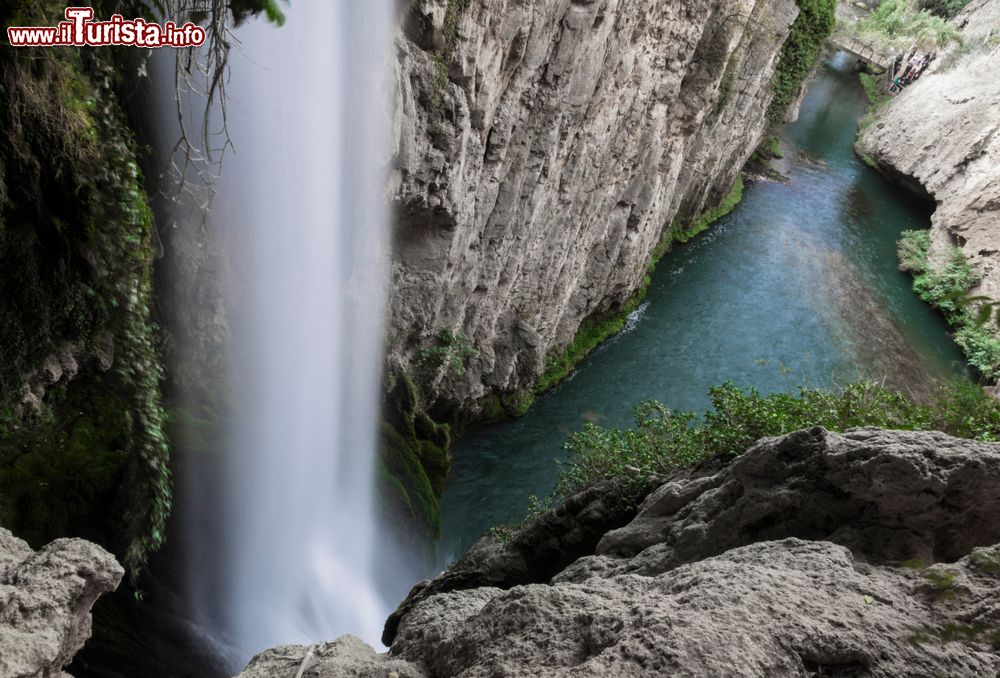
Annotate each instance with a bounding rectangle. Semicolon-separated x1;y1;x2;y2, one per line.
379;370;451;539
0;0;291;584
767;0;837;127
0;14;168;579
856;0;962;50
898;230;1000;380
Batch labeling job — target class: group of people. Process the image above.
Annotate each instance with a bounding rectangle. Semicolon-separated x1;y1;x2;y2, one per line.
888;49;936;93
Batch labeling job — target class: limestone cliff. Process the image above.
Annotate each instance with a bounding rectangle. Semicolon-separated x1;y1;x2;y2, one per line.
857;0;1000;301
236;428;1000;676
388;0;805;418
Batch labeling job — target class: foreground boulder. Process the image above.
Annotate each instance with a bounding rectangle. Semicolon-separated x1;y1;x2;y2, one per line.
560;426;1000;581
237;428;1000;676
0;529;124;678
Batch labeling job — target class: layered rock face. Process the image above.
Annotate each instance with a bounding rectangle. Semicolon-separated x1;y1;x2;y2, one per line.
0;529;123;678
389;0;801;416
857;0;1000;300
237;428;1000;677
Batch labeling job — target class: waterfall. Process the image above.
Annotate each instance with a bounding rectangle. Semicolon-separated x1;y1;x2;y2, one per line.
178;1;397;663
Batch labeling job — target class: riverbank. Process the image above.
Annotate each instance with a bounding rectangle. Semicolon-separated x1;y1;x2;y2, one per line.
856;0;1000;381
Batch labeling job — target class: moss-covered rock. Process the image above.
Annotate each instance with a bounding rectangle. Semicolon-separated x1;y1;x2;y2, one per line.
378;368;452;540
0;2;169;580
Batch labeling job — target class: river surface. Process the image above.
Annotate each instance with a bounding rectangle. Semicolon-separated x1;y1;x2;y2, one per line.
434;52;967;565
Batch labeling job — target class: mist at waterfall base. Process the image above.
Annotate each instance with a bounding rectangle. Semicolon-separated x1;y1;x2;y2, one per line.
176;3;406;666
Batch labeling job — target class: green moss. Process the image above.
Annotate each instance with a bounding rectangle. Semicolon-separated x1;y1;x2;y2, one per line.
680;176;745;242
443;0;470;54
378;370;452;538
898;230;1000;380
767;0;837;127
0;377;128;548
0;25;169;580
713;57;739;118
430;0;470;101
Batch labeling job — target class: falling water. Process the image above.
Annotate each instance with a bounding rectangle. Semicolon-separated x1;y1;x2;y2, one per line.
182;2;396;663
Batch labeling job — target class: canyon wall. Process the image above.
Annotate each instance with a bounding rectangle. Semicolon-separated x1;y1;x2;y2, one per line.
388;0;804;418
857;0;1000;300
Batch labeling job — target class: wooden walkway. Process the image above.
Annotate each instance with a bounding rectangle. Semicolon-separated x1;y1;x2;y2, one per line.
829;35;892;72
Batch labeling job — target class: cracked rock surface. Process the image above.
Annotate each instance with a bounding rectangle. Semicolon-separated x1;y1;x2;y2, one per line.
237;428;1000;677
389;0;801;416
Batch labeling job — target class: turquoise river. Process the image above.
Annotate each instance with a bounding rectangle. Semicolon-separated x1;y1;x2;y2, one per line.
434;52;967;565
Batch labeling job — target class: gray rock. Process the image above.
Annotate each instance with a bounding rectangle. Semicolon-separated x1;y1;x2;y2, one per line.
0;528;124;678
392;539;1000;677
235;636;425;678
382;478;657;645
240;429;1000;676
559;427;1000;581
857;0;1000;303
389;0;802;416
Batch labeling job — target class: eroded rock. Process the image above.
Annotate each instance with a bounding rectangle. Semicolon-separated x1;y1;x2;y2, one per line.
391;539;1000;677
239;428;1000;676
559;427;1000;581
0;528;124;678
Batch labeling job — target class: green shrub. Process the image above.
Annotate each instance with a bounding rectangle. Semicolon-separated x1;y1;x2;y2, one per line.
419;328;477;376
767;0;838;127
897;230;1000;379
555;379;1000;502
857;0;962;51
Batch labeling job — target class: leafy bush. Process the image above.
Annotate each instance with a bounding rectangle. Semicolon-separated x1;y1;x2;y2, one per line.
556;380;1000;501
767;0;838;126
419;328;477;376
897;230;1000;379
0;32;169;581
857;0;962;50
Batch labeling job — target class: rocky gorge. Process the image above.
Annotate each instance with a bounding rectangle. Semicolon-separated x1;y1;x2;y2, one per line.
237;428;1000;677
3;0;1000;676
388;0;817;420
859;0;1000;298
857;0;1000;377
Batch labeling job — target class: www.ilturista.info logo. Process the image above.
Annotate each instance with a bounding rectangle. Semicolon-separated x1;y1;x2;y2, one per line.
7;7;206;47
